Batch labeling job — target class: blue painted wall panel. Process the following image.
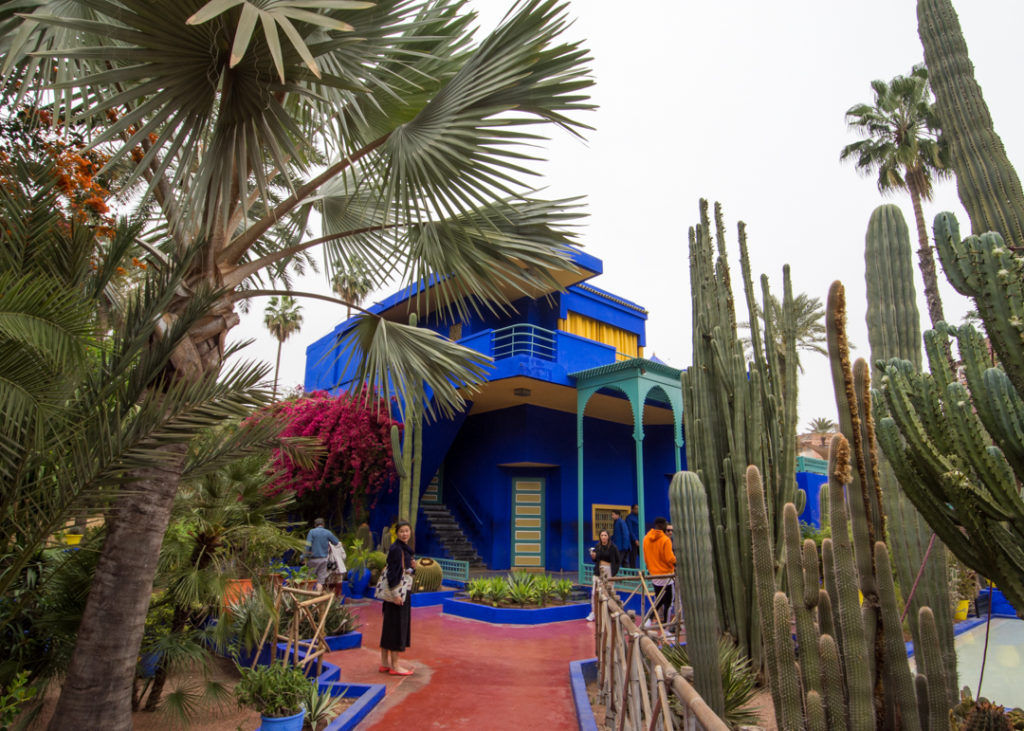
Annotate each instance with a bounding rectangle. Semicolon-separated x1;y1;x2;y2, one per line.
796;471;828;528
441;404;680;571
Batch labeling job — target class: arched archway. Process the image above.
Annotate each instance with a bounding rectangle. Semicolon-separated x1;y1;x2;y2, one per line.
572;359;684;573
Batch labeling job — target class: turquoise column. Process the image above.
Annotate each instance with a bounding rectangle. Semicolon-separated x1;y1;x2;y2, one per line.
632;392;646;572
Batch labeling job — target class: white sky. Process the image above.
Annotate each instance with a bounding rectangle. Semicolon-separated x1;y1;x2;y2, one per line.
229;0;1024;429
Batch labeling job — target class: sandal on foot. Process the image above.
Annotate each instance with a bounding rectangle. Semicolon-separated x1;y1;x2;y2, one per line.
388;668;413;676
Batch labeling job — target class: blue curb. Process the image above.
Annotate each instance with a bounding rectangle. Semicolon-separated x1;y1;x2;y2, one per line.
317;682;386;731
324;632;362;651
570;658;599;731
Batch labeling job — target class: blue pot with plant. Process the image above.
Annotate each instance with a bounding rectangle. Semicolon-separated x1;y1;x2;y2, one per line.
346;543;372;597
234;662;308;731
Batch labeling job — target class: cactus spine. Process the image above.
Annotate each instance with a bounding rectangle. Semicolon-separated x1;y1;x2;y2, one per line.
681;199;798;667
865;203;958;707
668;471;724;717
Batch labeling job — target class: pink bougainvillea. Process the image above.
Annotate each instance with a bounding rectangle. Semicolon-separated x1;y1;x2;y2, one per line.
259;390;400;519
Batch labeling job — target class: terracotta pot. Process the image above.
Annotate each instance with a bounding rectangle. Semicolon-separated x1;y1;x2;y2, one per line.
222;578;254;614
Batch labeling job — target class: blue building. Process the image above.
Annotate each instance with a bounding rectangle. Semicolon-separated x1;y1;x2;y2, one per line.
305;249;686;573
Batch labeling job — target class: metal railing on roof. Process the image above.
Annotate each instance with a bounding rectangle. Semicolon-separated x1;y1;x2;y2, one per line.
491;324;556;361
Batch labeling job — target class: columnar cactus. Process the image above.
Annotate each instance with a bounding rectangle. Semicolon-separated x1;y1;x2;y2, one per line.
874;213;1024;614
668;471;725;717
390;312;426;545
917;0;1024;248
681;199;799;667
749;432;951;729
865;203;958;706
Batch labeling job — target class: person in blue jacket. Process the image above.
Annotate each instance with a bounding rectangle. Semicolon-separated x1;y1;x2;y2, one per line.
625;504;640;568
611;509;631;561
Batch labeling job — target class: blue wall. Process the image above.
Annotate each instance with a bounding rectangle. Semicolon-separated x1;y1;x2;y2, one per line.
440;404;680;571
797;471;828;528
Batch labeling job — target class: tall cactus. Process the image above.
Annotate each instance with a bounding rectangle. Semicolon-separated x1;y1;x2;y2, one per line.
668;471;724;717
748;437;949;730
391;311;426;546
917;0;1024;246
864;204;958;706
681;198;799;666
875;211;1024;614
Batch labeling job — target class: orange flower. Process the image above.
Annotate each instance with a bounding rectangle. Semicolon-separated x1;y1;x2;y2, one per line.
115;266;127;275
83;196;109;214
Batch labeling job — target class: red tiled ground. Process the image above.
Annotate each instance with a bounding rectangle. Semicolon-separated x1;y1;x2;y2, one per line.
326;601;594;730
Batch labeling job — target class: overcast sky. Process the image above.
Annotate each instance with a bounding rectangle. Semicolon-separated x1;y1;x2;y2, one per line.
229;0;1024;430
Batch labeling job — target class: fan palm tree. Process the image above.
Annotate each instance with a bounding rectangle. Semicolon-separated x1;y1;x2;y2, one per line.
2;2;593;726
263;295;304;399
806;417;837;434
841;65;950;329
331;255;374;319
0;156;280;719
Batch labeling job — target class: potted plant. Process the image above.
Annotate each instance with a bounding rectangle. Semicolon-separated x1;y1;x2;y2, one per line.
345;542;372;597
286;564;319;591
64;525;85;546
234;662;309;731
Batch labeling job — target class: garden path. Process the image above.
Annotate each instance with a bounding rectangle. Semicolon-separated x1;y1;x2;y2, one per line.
327;601;594;730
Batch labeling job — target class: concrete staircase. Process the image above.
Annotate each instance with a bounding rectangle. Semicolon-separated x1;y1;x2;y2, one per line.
421;503;485;567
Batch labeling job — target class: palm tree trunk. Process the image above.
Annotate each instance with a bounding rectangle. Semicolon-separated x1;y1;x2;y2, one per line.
47;444;187;731
273;339;282;400
908;183;947;328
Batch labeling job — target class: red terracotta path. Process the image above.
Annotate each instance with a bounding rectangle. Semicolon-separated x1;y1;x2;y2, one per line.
325;602;594;730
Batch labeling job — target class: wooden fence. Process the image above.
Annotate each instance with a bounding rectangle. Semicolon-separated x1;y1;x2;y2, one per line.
592;575;729;731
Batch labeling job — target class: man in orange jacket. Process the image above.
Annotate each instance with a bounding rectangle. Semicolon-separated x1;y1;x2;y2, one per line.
642;516;676;625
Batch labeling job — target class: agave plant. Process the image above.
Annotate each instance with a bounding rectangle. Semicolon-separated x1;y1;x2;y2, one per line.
554;579;576;603
300;683;342;731
483;578;510;607
660;639;760;729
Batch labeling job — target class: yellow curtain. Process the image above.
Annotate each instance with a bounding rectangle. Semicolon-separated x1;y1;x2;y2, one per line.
559;311;642;359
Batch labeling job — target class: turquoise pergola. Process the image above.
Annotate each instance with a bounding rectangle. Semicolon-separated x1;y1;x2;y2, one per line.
572;358;685;572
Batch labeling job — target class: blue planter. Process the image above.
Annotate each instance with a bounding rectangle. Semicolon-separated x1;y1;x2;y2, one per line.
259;709;305;731
348;568;371;597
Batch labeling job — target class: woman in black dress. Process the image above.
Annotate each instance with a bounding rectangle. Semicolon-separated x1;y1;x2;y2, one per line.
379;520;417;675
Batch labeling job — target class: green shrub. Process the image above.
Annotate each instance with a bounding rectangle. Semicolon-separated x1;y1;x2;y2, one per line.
234;662;309;718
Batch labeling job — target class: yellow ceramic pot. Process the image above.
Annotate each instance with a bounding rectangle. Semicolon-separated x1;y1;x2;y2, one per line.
954;599;969;621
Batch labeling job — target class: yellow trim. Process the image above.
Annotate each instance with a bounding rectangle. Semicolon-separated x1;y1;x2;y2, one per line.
515;517;541;528
516;493;541;504
515;530;541;541
516;542;541;553
516;505;541;516
559;311;640;360
514;556;542;566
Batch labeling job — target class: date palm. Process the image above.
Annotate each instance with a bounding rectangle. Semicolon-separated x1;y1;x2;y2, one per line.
841;65;950;329
263;295;303;399
2;2;593;726
741;292;827;372
806;417;837;434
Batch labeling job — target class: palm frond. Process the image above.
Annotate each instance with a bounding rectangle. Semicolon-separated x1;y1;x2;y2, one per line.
332;312;491;420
